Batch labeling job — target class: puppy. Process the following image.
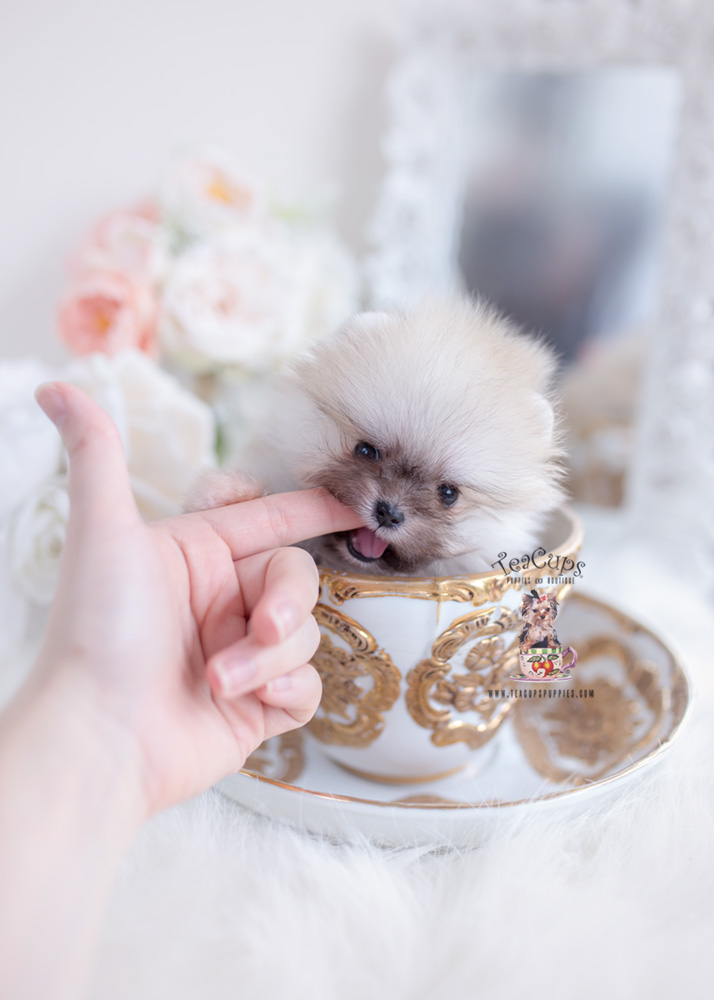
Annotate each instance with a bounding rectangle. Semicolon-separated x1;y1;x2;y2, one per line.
519;591;561;651
186;298;565;575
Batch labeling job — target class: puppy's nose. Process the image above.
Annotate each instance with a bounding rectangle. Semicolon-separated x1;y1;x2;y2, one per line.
374;500;404;528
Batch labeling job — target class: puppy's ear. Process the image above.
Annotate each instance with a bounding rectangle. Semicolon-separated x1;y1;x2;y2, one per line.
521;593;535;613
531;395;555;443
349;311;392;335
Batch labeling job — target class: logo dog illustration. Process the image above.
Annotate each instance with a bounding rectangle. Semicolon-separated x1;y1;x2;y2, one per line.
512;589;578;681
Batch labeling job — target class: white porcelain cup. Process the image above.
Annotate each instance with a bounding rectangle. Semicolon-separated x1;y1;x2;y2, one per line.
308;507;583;783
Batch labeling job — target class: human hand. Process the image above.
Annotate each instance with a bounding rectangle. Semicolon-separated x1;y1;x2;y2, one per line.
28;382;362;823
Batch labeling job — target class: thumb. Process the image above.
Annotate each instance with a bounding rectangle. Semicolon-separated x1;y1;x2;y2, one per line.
35;381;139;530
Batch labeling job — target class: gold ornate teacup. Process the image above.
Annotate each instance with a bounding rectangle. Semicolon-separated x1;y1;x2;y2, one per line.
308;507;583;783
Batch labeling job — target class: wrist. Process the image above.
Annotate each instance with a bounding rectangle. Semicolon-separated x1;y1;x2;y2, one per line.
0;663;148;844
0;666;146;1000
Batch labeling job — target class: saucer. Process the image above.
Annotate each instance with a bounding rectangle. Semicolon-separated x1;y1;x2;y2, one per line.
219;593;691;847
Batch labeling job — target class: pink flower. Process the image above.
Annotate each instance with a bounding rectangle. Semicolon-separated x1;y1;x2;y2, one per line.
58;270;158;358
72;203;165;280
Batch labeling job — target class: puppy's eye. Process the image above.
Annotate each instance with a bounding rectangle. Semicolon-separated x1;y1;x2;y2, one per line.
355;441;380;461
438;483;459;507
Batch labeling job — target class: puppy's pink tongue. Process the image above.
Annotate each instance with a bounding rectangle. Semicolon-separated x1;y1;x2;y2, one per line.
350;527;389;559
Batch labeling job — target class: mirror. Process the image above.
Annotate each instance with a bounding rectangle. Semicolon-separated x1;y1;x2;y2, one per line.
455;69;680;504
457;69;680;364
367;9;712;580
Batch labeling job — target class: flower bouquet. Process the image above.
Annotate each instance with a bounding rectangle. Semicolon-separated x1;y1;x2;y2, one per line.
0;149;358;655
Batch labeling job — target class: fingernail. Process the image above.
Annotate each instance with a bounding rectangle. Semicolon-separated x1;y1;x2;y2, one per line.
35;383;67;426
272;602;300;640
215;656;258;696
268;675;293;693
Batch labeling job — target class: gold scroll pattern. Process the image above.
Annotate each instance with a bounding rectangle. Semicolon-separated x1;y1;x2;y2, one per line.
405;607;519;748
243;730;305;784
308;604;402;747
512;636;668;785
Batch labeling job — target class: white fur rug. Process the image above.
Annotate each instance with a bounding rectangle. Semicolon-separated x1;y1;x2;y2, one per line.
7;509;713;1000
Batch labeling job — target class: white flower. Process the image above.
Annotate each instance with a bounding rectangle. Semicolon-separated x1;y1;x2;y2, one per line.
159;229;309;373
160;150;264;241
159;223;360;375
290;228;360;343
6;477;70;604
63;350;217;519
0;358;63;522
0;529;32;667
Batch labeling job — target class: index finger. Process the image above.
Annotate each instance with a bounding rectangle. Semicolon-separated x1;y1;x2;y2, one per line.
187;487;364;560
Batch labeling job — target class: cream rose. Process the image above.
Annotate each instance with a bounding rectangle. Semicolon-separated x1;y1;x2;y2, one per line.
158;229;306;373
63;350;216;519
6;477;70;605
160;151;264;240
0;530;33;665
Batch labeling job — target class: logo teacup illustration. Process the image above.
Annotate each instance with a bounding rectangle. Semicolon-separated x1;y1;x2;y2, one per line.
511;589;578;682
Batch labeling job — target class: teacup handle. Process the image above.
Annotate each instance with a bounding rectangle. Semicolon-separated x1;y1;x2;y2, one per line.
562;646;578;668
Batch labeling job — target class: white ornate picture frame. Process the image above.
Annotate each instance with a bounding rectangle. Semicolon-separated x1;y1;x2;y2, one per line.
366;0;714;585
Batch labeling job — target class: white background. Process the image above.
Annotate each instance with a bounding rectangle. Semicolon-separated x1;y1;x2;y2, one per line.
0;0;415;363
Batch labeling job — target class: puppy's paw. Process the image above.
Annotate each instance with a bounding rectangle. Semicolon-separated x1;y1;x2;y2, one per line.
183;467;265;512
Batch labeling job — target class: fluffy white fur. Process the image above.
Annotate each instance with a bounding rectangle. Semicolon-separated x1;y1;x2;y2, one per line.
190;299;565;575
183;466;263;512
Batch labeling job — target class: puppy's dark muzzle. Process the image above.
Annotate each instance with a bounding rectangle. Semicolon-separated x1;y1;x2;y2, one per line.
374;500;404;528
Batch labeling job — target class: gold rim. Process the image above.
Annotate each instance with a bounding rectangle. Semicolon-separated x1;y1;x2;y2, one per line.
234;592;692;811
334;759;472;785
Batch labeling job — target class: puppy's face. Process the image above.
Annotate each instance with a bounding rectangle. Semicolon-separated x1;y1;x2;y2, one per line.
521;593;559;625
269;301;565;575
306;437;467;574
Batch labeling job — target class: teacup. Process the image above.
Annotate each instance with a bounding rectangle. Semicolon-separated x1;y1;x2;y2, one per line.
514;646;578;681
308;507;583;783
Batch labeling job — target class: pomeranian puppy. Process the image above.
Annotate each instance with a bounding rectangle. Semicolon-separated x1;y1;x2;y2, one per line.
186;298;565;575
